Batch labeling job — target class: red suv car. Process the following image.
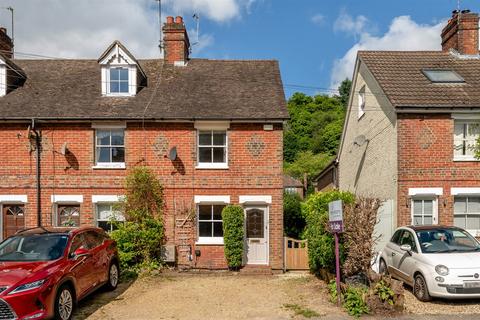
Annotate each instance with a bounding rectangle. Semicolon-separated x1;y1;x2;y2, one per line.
0;226;119;320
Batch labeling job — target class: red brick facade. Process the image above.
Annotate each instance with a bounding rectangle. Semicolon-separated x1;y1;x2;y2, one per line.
397;114;480;227
0;122;284;270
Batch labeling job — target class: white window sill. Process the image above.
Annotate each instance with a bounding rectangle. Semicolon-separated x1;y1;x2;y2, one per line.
195;237;224;245
93;163;126;170
453;157;479;162
104;93;135;97
195;163;229;170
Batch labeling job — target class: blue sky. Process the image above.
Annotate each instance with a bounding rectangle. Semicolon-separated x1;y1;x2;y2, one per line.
1;0;479;97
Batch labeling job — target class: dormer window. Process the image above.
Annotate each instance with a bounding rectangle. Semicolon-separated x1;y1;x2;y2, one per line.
98;41;146;97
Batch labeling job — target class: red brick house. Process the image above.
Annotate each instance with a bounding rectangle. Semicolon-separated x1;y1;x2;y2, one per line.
338;9;480;247
0;16;288;271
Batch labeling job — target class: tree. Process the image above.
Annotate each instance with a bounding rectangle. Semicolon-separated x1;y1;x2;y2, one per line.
284;151;332;183
338;78;352;108
283;191;305;238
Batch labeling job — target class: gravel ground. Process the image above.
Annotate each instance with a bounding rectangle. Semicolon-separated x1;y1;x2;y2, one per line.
403;289;480;315
73;272;346;320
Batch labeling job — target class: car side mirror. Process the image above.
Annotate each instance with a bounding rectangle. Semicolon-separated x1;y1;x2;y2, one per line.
72;247;91;260
400;244;412;253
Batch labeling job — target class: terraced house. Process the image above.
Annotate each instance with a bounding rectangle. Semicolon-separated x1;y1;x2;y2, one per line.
0;16;288;271
338;9;480;248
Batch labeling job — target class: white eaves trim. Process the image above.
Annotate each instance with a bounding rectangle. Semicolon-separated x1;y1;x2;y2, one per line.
194;121;230;130
91;122;127;129
51;195;83;203
194;195;230;204
451;188;480;196
451;114;480;120
0;195;28;203
239;195;272;204
92;195;124;203
408;188;443;196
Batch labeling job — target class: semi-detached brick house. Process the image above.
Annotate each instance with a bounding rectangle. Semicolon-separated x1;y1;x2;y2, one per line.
0;16;288;271
338;9;480;249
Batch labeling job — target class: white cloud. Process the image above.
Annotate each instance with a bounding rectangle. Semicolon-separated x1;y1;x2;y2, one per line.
311;14;325;26
330;15;445;90
334;10;369;36
0;0;253;59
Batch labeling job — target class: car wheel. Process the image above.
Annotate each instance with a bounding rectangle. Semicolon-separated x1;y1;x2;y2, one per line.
379;259;388;275
413;274;431;302
54;284;75;320
104;261;119;291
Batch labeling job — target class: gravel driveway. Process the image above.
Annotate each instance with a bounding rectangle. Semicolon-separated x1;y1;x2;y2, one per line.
73;272;345;320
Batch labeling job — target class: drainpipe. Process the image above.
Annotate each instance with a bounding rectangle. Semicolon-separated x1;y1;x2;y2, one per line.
31;119;41;227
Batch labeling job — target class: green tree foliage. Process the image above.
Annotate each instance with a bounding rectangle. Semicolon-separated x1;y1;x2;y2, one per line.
111;166;165;272
284;151;332;184
221;205;245;269
302;190;355;274
283;192;305;238
338;78;352;108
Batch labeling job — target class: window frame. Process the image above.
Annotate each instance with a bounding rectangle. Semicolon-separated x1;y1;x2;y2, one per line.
411;197;437;226
104;65;135;97
358;85;366;119
196;204;226;245
95;202;125;232
453;119;480;161
93;128;126;169
196;130;228;169
453;195;480;236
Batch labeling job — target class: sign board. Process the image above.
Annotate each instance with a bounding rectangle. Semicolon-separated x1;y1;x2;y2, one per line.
328;200;344;233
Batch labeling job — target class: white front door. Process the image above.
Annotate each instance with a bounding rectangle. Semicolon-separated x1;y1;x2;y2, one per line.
245;206;268;265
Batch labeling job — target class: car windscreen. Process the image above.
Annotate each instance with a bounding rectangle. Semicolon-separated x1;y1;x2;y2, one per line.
0;234;69;261
416;228;480;253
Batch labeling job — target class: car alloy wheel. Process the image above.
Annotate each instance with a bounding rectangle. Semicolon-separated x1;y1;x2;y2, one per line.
413;274;431;302
109;263;119;288
56;286;74;320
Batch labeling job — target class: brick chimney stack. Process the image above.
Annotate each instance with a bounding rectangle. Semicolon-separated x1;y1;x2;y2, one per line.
163;16;190;65
441;9;479;55
0;27;13;59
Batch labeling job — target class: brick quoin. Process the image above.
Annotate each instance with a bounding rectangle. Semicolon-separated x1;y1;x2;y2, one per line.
0;122;284;270
397;114;480;227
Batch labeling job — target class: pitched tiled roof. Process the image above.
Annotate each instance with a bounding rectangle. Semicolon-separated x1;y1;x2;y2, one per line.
283;174;303;188
0;58;288;120
358;51;480;108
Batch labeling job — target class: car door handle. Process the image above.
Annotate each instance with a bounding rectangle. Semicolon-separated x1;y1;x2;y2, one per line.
391;252;396;256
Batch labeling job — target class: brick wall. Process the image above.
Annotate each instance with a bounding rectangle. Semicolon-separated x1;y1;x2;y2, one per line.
397;114;480;227
0;122;284;270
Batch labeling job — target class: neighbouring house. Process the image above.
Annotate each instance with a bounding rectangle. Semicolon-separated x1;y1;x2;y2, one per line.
0;16;288;271
283;174;304;199
338;9;480;248
313;159;338;193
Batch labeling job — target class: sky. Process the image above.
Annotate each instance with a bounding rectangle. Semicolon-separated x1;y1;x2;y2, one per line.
0;0;478;97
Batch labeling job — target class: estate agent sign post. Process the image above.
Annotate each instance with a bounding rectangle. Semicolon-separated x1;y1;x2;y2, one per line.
328;200;344;306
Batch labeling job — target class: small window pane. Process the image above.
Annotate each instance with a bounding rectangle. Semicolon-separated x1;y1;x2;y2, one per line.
111;130;124;146
454;197;467;213
212;132;225;146
454;215;466;229
110;82;119;93
467;215;480;230
199;205;211;220
199;147;212;163
97;204;112;220
111;147;125;162
413;216;423;226
119;81;129;93
119;69;129;81
468;197;480;213
422;70;464;83
97;147;111;162
96;131;110;146
199;132;212;145
424;216;433;225
110;69;120;81
413;200;422;215
199;222;212;237
423;200;433;215
212;148;225;163
213;222;223;237
213;205;224;220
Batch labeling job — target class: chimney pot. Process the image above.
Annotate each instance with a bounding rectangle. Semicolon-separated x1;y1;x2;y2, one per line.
175;16;183;24
452;9;460;15
166;16;174;24
163;16;190;65
462;9;471;14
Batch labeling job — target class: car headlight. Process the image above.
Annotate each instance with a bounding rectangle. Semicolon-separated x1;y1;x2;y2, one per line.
8;279;46;295
435;265;449;276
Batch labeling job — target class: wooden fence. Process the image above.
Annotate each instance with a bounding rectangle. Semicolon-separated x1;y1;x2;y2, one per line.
284;237;309;270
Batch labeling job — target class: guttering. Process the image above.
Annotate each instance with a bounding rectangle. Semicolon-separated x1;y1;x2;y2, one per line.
395;106;480;113
0;117;288;123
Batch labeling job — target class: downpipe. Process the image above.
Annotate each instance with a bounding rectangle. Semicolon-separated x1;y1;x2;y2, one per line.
31;119;41;227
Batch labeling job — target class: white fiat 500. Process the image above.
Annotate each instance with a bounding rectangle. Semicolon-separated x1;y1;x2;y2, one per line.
380;225;480;301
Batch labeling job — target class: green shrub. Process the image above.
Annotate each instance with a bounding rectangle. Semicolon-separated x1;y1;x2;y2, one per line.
302;191;355;273
221;205;245;269
111;166;165;273
343;286;369;317
327;280;339;303
374;279;395;305
283;191;305;238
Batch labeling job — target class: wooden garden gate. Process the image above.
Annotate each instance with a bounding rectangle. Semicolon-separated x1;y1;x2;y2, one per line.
284;237;309;270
